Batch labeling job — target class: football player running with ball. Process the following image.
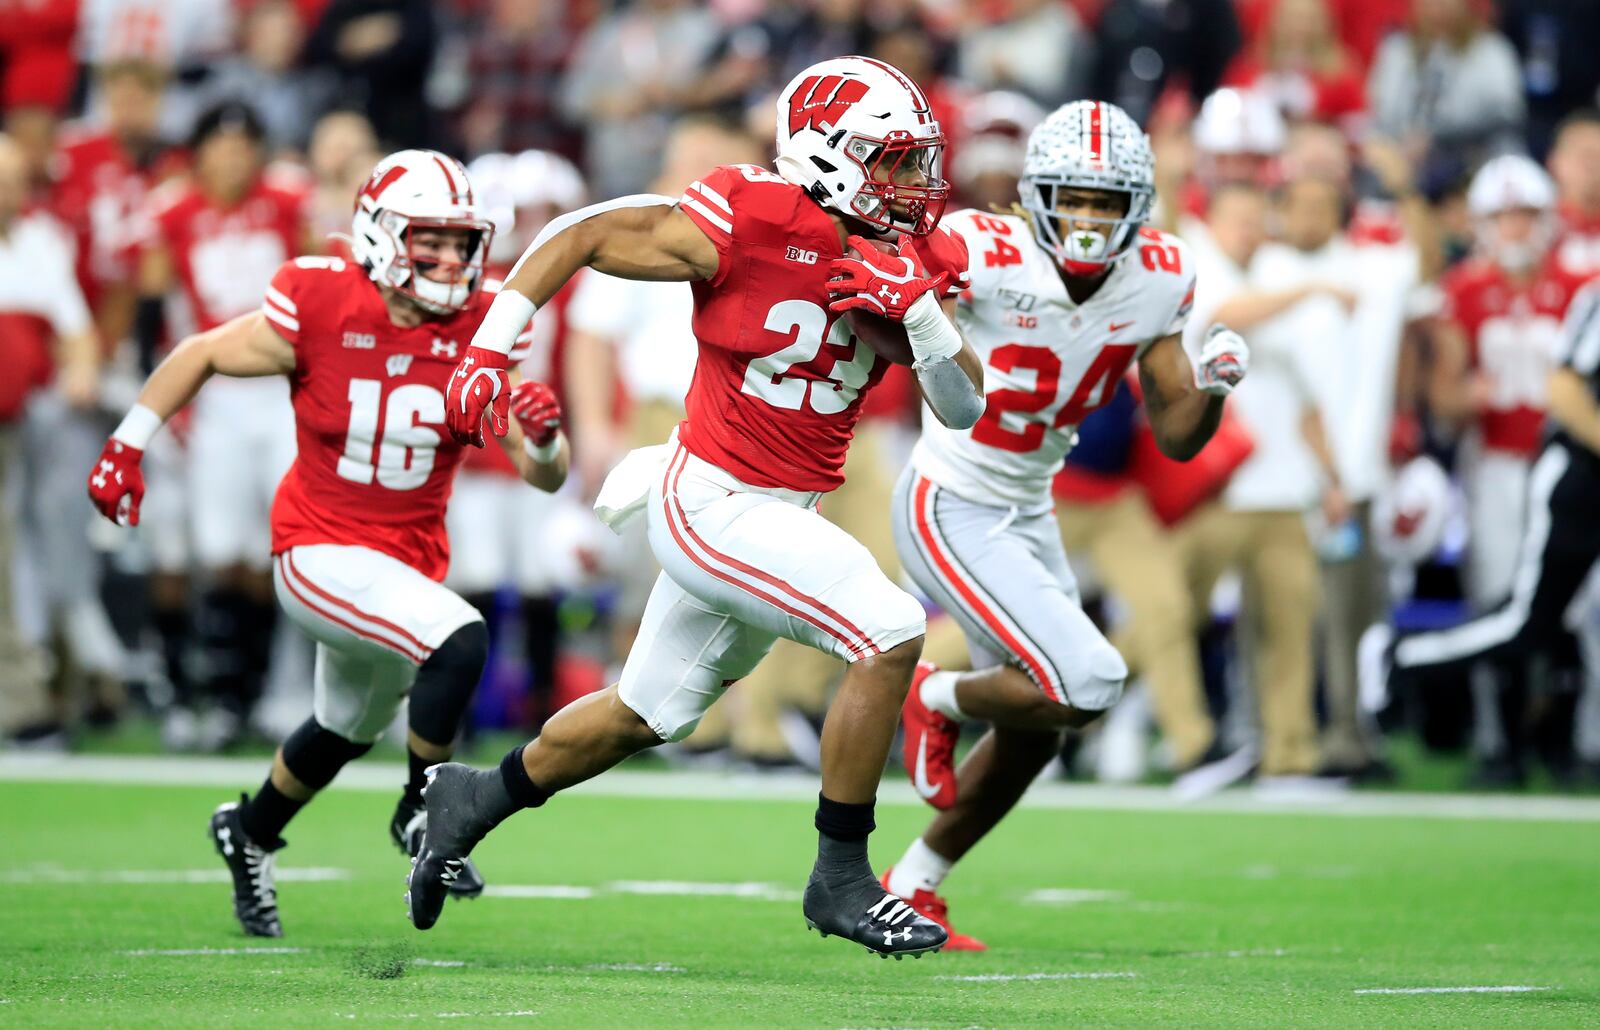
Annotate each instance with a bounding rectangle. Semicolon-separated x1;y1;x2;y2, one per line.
409;57;984;958
881;101;1250;949
86;151;570;937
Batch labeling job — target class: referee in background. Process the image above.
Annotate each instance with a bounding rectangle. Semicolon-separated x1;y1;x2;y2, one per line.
1394;282;1600;683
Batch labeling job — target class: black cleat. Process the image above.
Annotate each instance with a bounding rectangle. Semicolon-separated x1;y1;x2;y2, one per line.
405;764;497;931
803;885;947;958
209;795;283;938
392;796;485;899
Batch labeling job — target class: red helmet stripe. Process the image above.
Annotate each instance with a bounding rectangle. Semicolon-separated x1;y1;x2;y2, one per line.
856;56;931;125
430;152;463;203
1088;102;1104;164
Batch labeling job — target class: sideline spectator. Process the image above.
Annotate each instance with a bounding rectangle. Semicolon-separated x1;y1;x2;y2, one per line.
955;0;1091;107
1367;0;1525;169
560;0;719;198
304;0;438;149
0;134;103;744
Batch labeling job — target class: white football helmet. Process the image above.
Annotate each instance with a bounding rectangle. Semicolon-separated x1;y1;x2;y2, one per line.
466;149;585;265
1468;153;1557;274
350;149;495;314
1020;100;1155;277
1371;456;1452;566
774;56;949;235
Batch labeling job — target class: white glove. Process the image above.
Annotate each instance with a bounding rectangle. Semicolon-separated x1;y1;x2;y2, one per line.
1195;324;1249;397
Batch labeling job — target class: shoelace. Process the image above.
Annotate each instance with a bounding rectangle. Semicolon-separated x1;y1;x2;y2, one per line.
241;844;278;914
866;893;918;927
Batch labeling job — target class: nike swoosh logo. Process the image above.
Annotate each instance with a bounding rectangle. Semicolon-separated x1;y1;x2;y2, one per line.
912;733;940;799
1108;320;1135;332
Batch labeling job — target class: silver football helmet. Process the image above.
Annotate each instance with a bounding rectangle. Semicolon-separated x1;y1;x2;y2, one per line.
1019;100;1155;277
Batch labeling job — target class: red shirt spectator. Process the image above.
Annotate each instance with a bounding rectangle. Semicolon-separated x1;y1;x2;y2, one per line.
1224;0;1366;125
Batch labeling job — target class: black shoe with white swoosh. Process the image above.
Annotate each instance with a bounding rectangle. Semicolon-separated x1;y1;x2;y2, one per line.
209;795;284;938
391;796;485;899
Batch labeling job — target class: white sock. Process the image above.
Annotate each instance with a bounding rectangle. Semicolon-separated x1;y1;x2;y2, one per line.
888;837;954;897
920;670;965;721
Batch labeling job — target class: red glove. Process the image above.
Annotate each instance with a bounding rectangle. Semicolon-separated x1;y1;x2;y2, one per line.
510;379;562;448
86;439;145;526
445;346;510;447
826;234;950;321
900;225;971;298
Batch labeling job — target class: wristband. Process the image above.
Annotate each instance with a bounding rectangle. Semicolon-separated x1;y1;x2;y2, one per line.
902;292;963;364
523;434;562;464
472;291;539;357
112;404;162;450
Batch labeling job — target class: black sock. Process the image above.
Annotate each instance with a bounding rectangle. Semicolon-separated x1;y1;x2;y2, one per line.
814;793;875;841
239;778;302;849
499;745;551;811
404;750;432;807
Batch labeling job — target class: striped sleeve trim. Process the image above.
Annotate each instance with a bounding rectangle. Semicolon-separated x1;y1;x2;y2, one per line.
679;179;734;240
1560;284;1600;375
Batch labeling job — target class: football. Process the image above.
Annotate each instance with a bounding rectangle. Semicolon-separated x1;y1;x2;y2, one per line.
838;238;915;365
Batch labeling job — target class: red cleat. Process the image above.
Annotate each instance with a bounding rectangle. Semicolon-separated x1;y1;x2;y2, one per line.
881;868;987;951
902;661;959;810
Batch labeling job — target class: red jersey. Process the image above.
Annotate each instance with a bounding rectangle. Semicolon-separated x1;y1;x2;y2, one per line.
143;176;308;332
675;164;892;492
48;127;182;317
266;257;527;580
1439;255;1594;456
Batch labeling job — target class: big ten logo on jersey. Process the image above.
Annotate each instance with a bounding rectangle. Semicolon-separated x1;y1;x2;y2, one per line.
742;300;875;416
343;332;376;350
786;246;819;265
1005;312;1038;330
337;379;447;491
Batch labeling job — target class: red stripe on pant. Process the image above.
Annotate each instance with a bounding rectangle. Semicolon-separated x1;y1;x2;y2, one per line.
912;476;1063;702
278;551;430;663
661;448;877;660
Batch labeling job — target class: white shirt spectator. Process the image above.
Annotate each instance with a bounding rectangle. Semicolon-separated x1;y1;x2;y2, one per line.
0;214;92;339
1185;227;1325;512
566;272;698;406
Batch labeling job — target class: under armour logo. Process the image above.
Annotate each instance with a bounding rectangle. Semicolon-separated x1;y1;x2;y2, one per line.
454;356;476;379
91;460;113;489
387;353;414;377
877;285;902;306
431;338;458;359
882;928;914;945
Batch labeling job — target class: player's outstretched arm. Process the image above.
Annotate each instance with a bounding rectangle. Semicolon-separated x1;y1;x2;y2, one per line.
1138;326;1248;461
87;312;294;526
912;296;985;429
448;200;717;446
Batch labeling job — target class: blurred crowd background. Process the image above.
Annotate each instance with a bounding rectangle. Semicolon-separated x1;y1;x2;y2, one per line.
3;0;1600;794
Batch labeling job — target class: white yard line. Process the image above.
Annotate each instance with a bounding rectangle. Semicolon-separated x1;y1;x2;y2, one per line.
484;881;795;902
937;972;1138;982
1355;986;1553;995
123;947;306;957
583;963;686;973
1023;888;1129;905
2;866;348;885
6;754;1600;823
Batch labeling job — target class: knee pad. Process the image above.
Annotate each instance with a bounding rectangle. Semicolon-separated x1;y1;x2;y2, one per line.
281;718;373;791
1069;644;1129;714
408;620;489;746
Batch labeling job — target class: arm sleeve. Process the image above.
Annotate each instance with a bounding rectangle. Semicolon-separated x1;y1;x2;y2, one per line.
261;262;304;347
676;166;739;279
1558;284;1600;376
1161;239;1199;338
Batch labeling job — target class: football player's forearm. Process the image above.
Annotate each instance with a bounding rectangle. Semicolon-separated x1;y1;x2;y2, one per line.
516;435;570;493
1548;369;1600;456
1150;389;1224;461
134;332;217;422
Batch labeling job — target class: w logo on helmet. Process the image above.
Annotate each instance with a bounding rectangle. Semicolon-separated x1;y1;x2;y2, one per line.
788;74;870;135
356;164;407;211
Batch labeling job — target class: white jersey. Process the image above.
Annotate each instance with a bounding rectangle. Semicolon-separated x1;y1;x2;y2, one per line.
911;209;1196;512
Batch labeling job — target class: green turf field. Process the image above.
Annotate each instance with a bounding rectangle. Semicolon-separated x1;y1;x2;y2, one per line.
2;770;1598;1028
